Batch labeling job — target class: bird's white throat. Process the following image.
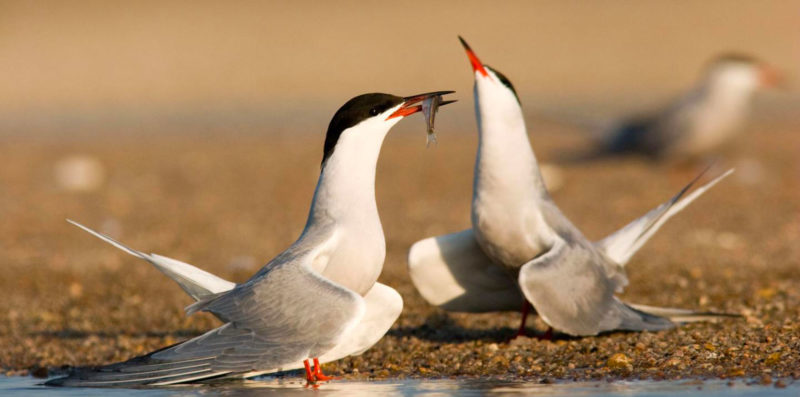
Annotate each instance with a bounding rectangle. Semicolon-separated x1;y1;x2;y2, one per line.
473;74;547;196
301;114;401;294
470;73;553;268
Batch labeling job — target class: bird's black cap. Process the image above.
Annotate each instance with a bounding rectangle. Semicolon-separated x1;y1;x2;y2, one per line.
322;93;404;165
486;66;520;103
712;53;759;65
457;36;520;103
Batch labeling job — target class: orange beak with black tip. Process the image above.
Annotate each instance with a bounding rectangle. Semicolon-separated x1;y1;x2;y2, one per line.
458;36;489;77
386;91;456;119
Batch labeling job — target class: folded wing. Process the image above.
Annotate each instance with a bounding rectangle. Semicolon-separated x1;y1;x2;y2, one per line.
408;229;522;313
518;238;673;336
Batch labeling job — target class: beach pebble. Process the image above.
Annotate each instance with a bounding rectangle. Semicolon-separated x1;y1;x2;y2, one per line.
607;353;633;372
54;155;105;192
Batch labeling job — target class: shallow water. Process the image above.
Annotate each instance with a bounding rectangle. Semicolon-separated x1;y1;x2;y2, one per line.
3;376;798;397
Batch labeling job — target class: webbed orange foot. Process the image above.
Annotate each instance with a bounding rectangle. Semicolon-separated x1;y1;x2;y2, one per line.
313;358;338;382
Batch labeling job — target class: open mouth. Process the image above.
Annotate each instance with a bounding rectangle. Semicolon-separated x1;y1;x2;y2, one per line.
386;91;456;119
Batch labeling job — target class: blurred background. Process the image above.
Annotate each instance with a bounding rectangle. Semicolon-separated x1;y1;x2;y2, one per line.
1;0;799;375
1;0;798;135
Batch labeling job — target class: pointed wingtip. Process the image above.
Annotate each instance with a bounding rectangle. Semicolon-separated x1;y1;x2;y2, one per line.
694;167;734;194
674;166;735;204
66;218;92;233
599;166;736;266
629;302;742;323
65;219;150;260
699;163;735;181
44;376;68;387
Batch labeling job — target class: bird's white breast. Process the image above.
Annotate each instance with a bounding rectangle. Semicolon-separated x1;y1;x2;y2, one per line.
319;225;385;297
470;76;555;270
303;116;398;296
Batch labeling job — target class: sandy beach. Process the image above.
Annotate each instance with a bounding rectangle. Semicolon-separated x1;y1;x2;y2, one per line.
0;0;798;385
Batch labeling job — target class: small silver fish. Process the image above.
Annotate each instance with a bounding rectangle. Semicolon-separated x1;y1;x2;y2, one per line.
422;95;443;147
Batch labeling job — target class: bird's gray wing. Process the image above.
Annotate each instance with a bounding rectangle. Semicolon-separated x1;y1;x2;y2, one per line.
408;229;523;313
640;86;711;157
518;237;673;336
317;282;402;359
208;281;403;379
604;84;706;158
166;261;364;363
539;198;628;294
604;117;658;154
67;220;235;301
47;254;364;387
595;168;733;266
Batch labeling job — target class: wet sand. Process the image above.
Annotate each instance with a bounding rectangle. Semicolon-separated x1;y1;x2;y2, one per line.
0;116;798;383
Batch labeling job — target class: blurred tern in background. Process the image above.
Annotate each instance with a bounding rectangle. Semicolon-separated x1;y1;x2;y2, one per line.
408;37;736;338
584;54;783;162
47;91;455;387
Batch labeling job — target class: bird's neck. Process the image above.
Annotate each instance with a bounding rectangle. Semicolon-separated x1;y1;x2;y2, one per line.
470;92;554;265
303;132;385;238
700;76;756;113
473;93;547;201
690;80;754;134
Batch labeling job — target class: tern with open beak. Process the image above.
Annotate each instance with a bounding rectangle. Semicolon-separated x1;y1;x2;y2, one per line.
408;37;736;338
47;91;455;387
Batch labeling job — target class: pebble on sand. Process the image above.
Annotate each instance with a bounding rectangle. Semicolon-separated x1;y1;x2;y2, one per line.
53;155;105;192
607;353;633;372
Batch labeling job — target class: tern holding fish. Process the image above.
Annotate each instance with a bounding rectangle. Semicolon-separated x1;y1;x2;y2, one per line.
422;94;453;146
47;90;455;387
408;37;736;337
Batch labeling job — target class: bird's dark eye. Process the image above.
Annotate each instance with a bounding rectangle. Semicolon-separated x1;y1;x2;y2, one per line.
369;107;379;116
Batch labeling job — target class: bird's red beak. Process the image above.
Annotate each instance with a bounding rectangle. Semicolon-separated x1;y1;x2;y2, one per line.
459;36;489;77
386;91;456;119
759;64;785;88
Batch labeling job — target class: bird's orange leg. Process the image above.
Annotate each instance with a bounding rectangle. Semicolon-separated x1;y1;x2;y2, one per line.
303;359;316;385
312;358;336;381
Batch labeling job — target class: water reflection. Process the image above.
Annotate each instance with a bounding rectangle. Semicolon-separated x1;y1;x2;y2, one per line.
4;376;798;397
193;377;800;397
